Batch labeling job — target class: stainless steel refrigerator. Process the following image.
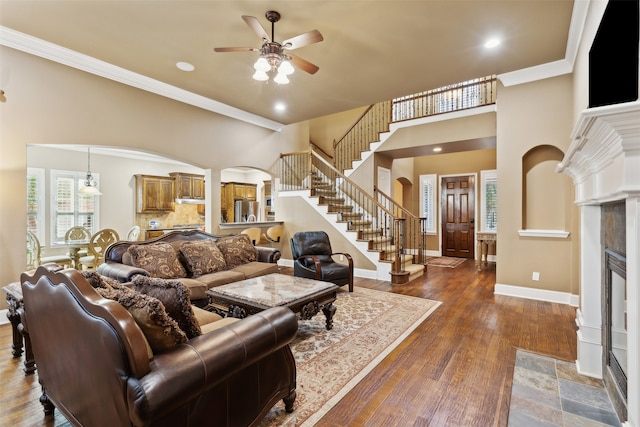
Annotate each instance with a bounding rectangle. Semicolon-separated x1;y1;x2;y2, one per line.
234;200;259;222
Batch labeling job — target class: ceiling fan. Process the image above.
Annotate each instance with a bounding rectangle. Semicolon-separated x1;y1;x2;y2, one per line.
214;10;323;84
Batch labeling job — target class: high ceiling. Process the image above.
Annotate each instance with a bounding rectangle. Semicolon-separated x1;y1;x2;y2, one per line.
0;1;576;127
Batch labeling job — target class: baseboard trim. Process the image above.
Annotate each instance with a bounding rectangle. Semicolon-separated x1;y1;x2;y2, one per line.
0;309;9;326
494;283;579;306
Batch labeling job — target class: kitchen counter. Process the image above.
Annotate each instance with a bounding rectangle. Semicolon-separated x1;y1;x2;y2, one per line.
145;225;204;240
218;221;283;230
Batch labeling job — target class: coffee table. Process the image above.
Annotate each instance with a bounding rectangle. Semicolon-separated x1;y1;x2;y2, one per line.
205;273;339;330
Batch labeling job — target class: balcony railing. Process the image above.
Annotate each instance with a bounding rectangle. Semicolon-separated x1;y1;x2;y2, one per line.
391;75;497;122
333;75;497;175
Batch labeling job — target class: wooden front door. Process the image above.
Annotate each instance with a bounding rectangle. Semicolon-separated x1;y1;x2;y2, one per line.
441;175;475;258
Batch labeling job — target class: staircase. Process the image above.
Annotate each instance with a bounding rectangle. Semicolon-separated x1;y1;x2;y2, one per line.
281;149;427;284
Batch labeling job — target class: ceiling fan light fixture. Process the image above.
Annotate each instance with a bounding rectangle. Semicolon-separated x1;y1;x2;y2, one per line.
278;60;294;76
252;69;269;81
254;57;271;72
274;72;290;85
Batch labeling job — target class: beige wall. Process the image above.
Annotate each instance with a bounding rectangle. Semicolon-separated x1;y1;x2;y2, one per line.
381;112;497;150
309;106;368;154
496;75;579;294
0;47;306;309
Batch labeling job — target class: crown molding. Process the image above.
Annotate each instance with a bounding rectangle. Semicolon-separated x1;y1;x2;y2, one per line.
498;0;589;87
0;26;284;132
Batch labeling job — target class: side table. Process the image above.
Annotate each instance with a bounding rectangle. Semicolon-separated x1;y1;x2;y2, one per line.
476;232;497;271
3;282;36;375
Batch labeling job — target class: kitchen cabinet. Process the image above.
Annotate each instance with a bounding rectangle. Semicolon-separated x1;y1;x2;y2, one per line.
145;230;165;239
170;172;205;200
221;182;257;222
135;175;175;213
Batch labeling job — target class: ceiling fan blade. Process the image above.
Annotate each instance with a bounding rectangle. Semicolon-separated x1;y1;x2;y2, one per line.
242;15;271;43
282;30;323;50
288;53;320;74
214;47;259;53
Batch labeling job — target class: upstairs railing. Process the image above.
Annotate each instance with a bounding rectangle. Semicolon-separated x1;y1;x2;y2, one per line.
281;148;427;277
392;75;497;122
333;100;392;174
333;75;497;174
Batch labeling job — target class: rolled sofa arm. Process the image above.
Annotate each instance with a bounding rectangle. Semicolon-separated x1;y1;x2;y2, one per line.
126;306;297;425
97;262;150;282
256;246;281;263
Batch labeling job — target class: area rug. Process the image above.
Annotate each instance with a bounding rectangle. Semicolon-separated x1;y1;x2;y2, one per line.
259;287;441;427
424;256;466;268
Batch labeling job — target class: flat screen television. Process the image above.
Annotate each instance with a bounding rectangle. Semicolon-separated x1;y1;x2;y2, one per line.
589;0;639;108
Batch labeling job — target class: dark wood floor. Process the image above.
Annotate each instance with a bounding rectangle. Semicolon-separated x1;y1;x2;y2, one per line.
0;260;577;426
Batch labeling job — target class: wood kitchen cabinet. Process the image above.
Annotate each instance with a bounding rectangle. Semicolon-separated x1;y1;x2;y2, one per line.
135;175;175;213
221;182;257;222
170;172;205;200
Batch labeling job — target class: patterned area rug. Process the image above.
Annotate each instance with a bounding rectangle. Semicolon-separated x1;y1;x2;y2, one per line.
260;287;441;427
424;256;467;268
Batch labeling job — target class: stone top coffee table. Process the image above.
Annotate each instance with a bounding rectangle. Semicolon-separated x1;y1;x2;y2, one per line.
205;273;339;330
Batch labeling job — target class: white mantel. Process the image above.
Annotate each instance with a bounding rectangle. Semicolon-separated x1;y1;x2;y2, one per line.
558;101;640;427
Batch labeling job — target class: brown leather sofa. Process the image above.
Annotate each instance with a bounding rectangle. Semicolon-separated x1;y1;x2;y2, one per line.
98;229;281;306
20;264;297;427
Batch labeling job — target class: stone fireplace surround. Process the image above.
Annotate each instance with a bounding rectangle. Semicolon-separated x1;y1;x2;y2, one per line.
558;101;640;427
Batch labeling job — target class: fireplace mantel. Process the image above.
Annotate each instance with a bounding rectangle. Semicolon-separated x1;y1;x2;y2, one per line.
559;101;640;427
558;101;640;204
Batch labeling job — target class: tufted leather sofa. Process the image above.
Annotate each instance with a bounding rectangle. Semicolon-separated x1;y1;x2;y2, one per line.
20;264;297;427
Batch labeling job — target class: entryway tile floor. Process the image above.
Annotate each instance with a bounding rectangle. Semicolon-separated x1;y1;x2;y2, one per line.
508;350;622;427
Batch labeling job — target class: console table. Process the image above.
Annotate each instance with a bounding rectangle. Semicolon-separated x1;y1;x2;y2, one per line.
476;232;497;271
3;281;36;375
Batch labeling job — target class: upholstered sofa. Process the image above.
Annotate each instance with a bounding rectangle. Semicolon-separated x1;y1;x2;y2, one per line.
20;264;297;426
98;229;281;306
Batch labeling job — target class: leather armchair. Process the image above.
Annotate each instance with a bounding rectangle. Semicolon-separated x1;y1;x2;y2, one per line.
20;264;297;427
290;230;354;292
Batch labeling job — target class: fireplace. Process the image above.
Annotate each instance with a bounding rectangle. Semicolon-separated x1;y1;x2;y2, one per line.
602;200;628;419
558;102;640;426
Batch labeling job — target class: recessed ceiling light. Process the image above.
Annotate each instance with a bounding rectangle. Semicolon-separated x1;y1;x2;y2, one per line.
484;38;501;49
176;61;195;72
275;102;286;111
433;147;442;152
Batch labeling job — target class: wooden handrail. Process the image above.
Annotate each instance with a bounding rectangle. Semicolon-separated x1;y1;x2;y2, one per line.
310;142;333;160
374;186;423;219
310;149;395;218
333;104;375;149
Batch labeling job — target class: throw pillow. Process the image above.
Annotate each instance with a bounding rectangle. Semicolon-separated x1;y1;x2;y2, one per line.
95;285;187;354
128;243;187;279
131;275;201;339
216;234;257;269
179;240;227;276
80;270;130;290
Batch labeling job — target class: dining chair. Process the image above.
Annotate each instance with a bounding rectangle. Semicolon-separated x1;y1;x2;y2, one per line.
240;227;262;246
26;230;72;270
79;228;120;270
126;225;141;241
64;226;91;268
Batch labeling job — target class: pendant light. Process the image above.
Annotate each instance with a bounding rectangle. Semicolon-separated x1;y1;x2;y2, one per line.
78;147;102;195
